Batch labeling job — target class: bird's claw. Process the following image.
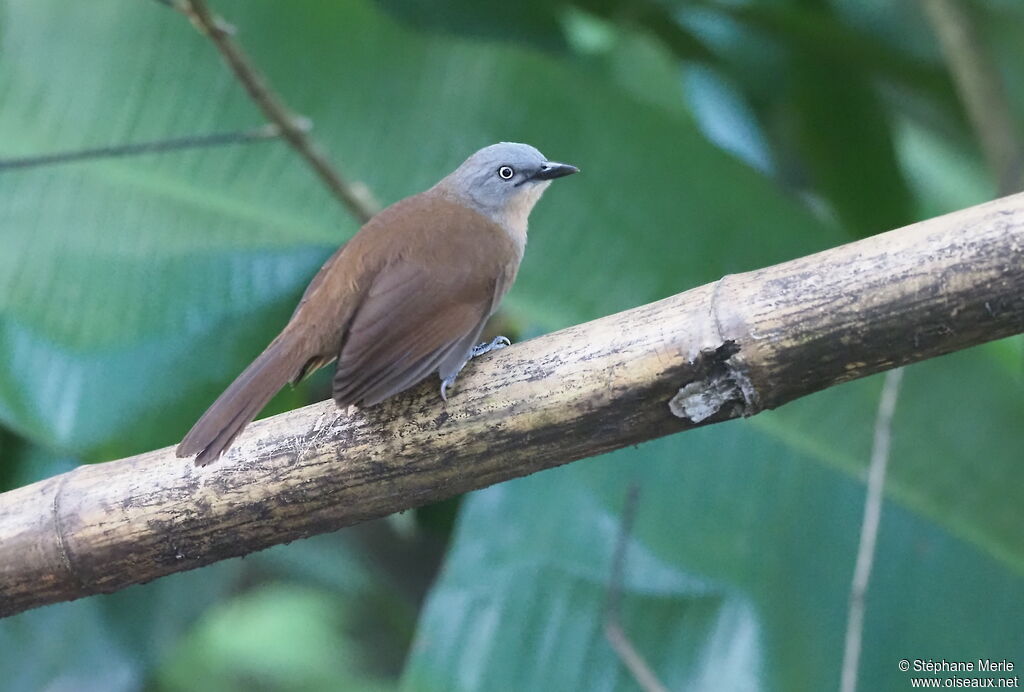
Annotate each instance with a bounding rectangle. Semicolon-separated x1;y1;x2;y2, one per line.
471;335;511;357
439;337;512;403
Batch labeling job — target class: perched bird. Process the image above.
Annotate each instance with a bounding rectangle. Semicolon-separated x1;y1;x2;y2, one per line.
177;142;578;466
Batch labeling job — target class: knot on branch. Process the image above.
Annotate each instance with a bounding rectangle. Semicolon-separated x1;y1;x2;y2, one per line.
669;341;756;424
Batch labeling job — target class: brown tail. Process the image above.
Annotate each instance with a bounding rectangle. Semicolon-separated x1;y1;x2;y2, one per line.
177;332;309;466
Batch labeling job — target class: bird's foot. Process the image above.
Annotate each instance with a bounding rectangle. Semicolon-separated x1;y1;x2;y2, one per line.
439;337;512;402
471;335;511;357
440;374;456;402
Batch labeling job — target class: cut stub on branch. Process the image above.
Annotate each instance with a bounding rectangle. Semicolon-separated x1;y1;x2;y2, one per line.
669;341;755;424
1;192;1023;617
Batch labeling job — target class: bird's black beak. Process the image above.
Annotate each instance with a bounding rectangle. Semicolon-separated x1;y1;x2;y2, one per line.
532;161;579;180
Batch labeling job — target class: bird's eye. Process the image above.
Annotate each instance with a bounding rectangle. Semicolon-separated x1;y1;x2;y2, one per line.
498;166;515;180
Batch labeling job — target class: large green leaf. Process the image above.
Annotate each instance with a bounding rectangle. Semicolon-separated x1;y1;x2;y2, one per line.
373;0;567;51
1;0;1021;689
0;440;246;691
0;439;417;692
766;340;1024;571
0;0;836;459
786;55;915;236
155;529;417;692
405;362;1024;690
691;1;955;105
157;584;397;692
2;0;1017;564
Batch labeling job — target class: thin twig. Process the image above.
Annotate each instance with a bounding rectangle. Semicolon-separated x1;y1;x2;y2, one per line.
840;368;904;692
919;0;1024;195
604;484;668;692
0;125;282;171
165;0;379;222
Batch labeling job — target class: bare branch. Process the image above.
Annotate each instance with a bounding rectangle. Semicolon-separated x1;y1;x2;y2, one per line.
0;125;282;171
604;485;668;692
840;368;904;692
920;0;1024;195
165;0;379;222
1;192;1023;617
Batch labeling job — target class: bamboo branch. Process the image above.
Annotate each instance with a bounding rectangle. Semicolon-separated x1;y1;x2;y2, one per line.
920;0;1024;195
166;0;379;222
2;193;1024;617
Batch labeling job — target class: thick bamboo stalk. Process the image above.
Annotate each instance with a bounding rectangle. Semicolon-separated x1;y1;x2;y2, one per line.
2;193;1023;618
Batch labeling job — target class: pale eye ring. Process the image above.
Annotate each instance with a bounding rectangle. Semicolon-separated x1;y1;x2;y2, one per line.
498;165;515;180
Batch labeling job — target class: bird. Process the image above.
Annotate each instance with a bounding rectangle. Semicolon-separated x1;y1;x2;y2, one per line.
176;142;578;466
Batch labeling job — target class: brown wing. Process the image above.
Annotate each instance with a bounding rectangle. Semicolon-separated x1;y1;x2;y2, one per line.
331;255;496;407
289;234;357;323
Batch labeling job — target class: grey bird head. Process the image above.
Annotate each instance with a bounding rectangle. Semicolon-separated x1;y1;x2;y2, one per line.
438;142;578;230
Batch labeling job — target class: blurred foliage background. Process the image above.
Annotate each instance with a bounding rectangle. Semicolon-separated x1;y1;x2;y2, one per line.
1;0;1023;690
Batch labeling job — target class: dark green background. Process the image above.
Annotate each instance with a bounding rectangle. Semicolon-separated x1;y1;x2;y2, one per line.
1;0;1021;690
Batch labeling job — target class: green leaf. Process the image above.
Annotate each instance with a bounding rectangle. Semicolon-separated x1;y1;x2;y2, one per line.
372;0;567;51
0;441;416;691
698;2;954;103
0;539;243;692
0;0;837;460
894;117;995;219
153;529;421;691
157;584;398;692
765;340;1024;572
787;56;915;236
683;65;777;175
0;441;246;691
0;426;22;492
2;0;1021;689
405;373;1024;690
